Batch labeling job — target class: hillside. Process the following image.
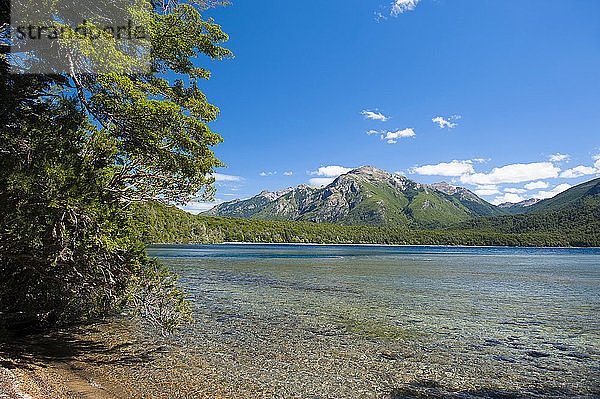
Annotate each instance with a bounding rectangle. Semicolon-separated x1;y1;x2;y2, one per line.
134;202;585;247
453;181;600;242
132;176;600;247
204;166;506;228
526;177;600;214
201;187;299;219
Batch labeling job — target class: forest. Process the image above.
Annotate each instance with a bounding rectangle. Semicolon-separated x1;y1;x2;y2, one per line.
134;201;600;248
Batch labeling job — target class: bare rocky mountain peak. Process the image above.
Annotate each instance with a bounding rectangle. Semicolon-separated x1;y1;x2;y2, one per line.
498;198;541;208
274;187;294;197
352;165;385;174
257;187;294;201
429;182;459;195
257;190;278;201
350;165;391;179
343;166;414;192
428;182;483;203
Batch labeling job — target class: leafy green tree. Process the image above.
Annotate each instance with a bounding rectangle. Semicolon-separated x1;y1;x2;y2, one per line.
0;0;231;330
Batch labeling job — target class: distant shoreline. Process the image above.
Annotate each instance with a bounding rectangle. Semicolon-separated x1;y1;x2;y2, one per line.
147;242;600;250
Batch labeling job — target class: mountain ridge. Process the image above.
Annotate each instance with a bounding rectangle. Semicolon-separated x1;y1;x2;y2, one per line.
527;177;600;214
204;166;507;227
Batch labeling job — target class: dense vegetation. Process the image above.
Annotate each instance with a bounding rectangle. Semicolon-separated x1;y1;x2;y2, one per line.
0;0;230;331
151;176;600;248
134;201;600;247
452;195;600;246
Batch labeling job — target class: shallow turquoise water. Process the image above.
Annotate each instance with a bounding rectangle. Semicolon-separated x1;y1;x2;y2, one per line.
147;244;600;398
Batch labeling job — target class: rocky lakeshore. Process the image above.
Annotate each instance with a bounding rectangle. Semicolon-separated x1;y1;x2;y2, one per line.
0;320;240;399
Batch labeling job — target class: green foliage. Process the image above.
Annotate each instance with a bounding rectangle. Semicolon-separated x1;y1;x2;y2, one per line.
134;201;599;248
74;1;232;204
0;86;124;322
526;178;600;214
0;72;189;329
453;194;600;246
125;259;192;333
0;0;232;331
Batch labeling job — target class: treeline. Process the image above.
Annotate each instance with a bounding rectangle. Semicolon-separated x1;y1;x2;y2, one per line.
452;196;600;242
133;202;600;247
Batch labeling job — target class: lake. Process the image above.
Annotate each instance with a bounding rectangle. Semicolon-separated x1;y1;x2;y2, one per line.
144;244;600;398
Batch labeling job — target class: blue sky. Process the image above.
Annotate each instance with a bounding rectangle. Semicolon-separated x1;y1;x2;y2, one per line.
181;0;600;213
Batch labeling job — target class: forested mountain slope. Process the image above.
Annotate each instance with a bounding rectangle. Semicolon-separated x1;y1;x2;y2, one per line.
453;191;600;240
526;178;600;214
134;199;599;248
204;166;506;228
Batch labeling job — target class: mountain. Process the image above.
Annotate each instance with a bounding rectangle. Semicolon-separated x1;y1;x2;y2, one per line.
454;178;600;239
134;175;600;247
135;185;600;247
526;177;600;214
498;198;542;214
499;198;541;208
482;178;600;216
203;166;506;227
202;187;298;219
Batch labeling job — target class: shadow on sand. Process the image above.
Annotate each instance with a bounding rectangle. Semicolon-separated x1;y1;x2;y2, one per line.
0;320;165;372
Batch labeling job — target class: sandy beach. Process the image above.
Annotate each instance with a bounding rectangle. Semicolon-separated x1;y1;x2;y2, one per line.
0;356;117;398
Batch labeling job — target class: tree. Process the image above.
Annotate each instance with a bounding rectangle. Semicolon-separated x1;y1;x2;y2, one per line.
0;0;231;331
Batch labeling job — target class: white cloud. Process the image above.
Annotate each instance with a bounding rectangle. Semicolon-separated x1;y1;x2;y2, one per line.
492;193;526;206
478;184;499;190
411;160;475;177
308;165;354;186
460;162;560;185
557;151;600;178
283;171;293;176
368;128;415;143
524;181;549;190
310;165;353;177
212;173;243;182
361;110;389;122
178;200;224;215
560;165;598;179
390;0;420;16
259;171;277;176
309;177;336;187
594;152;600;169
381;128;415;143
505;188;526;194
535;183;572;200
474;188;501;196
432;116;457;129
473;185;500;196
549;153;570;162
